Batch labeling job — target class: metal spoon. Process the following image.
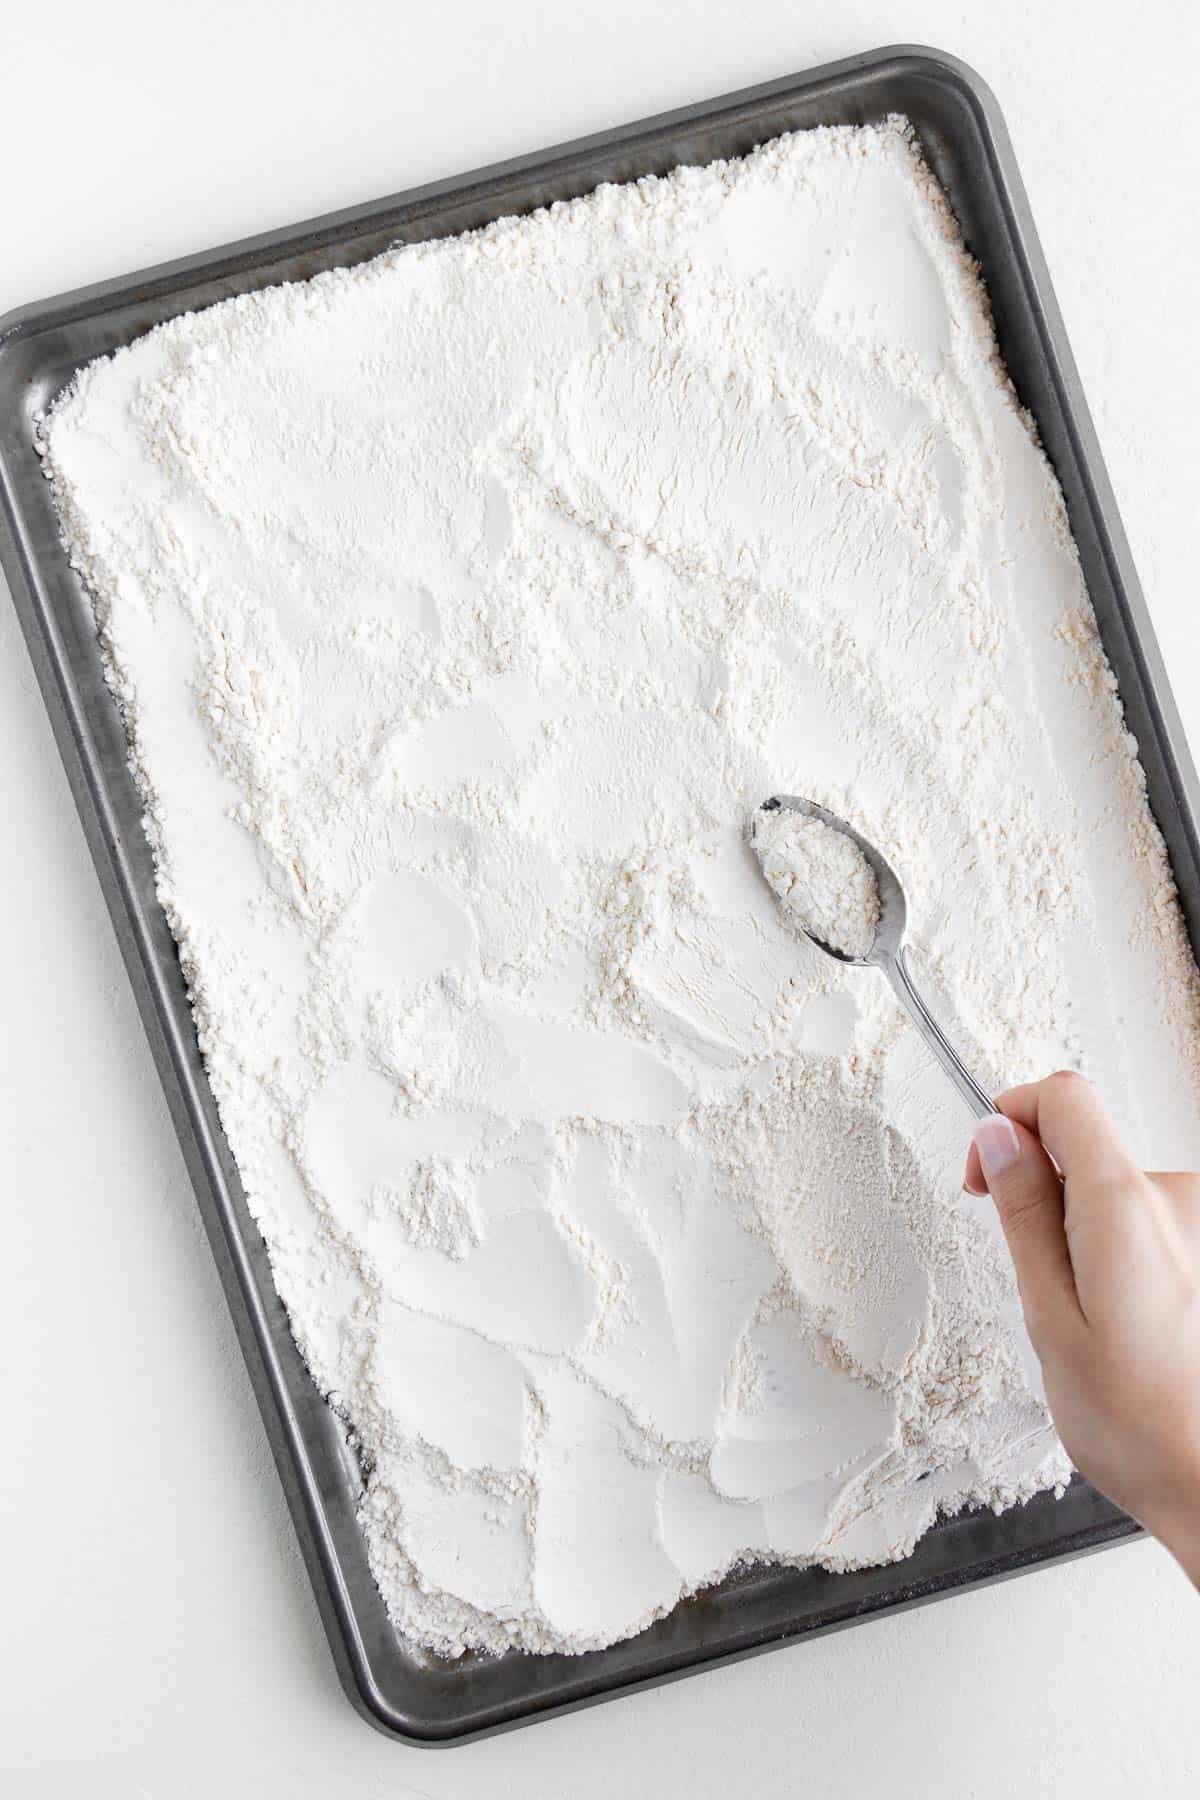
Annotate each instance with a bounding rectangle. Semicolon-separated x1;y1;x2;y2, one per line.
753;795;996;1120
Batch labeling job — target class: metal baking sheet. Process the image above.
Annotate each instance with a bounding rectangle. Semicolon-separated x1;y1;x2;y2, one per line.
1;44;1194;1745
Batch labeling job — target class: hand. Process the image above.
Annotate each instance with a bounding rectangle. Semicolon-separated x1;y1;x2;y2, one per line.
963;1071;1200;1586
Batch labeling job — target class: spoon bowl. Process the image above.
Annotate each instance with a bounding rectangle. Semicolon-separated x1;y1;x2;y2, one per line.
752;794;995;1120
755;793;906;966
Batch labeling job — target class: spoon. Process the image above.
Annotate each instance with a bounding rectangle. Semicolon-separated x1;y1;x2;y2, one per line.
753;795;997;1121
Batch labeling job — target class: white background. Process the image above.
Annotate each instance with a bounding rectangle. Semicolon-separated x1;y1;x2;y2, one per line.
3;2;1199;1793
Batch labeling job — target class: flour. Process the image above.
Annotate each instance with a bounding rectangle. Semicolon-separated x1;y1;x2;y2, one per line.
373;1157;483;1261
38;118;1200;1660
752;807;882;960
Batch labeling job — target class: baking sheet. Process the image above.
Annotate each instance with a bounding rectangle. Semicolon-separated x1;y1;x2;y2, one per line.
2;44;1194;1744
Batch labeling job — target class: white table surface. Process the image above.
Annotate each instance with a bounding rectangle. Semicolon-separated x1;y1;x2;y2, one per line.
3;3;1199;1792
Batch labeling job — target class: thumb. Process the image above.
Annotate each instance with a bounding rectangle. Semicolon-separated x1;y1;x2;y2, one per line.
972;1113;1079;1334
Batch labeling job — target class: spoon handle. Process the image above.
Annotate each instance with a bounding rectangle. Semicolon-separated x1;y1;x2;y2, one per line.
884;946;997;1120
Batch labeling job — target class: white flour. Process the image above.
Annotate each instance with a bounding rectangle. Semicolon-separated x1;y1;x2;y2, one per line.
38;119;1200;1659
753;807;882;959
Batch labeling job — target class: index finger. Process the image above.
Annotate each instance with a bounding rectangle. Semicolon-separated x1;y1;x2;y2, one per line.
993;1071;1137;1188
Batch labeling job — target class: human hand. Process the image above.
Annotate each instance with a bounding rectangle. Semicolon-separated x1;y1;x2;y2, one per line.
963;1071;1200;1586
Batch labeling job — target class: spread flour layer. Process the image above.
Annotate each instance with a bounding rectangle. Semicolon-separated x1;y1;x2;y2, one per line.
40;119;1200;1658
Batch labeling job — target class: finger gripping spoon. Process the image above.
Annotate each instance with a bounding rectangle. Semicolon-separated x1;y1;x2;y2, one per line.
753;795;997;1121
